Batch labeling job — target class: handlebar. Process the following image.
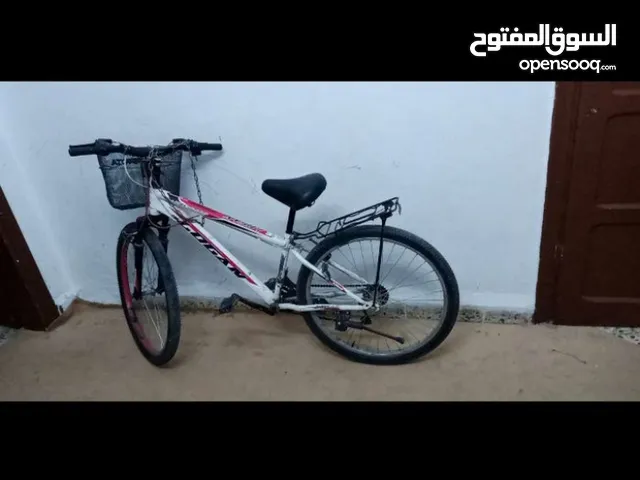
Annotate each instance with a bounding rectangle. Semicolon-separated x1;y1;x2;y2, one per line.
68;138;223;158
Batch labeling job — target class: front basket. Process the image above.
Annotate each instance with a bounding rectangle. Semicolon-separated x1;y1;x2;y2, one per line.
97;151;182;210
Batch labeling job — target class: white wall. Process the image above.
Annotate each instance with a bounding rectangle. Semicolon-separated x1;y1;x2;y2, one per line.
0;82;555;311
0;108;77;308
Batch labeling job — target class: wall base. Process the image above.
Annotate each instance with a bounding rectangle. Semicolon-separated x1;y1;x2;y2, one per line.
3;297;638;349
70;297;640;346
600;327;640;346
163;296;538;325
0;326;14;347
72;295;535;325
55;291;78;315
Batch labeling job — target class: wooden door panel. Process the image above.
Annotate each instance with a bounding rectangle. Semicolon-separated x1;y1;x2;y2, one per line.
581;224;640;297
555;82;640;326
595;114;640;204
0;187;58;330
0;237;22;328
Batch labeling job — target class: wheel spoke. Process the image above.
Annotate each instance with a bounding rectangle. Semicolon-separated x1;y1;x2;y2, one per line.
117;223;181;367
301;227;459;364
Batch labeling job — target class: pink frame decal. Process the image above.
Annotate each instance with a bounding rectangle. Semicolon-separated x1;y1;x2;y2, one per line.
144;186;372;312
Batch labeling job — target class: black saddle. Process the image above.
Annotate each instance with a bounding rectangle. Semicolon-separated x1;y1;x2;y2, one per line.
262;173;327;210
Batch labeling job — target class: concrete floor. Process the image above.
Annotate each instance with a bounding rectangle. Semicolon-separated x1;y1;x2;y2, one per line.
1;303;640;401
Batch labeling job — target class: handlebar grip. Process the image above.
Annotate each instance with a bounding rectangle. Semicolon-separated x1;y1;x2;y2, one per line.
197;142;223;151
68;143;97;157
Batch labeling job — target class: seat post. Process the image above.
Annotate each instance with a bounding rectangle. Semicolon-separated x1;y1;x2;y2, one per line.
285;208;296;234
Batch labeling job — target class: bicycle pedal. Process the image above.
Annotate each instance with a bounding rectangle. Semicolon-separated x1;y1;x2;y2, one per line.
219;294;239;314
219;293;276;316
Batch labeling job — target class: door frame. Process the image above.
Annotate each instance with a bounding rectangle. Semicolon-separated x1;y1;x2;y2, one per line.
0;185;59;330
533;82;583;324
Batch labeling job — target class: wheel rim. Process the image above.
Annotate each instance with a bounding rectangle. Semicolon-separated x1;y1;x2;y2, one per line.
120;235;170;355
304;236;449;359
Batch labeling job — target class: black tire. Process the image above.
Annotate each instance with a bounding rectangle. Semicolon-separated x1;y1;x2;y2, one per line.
116;221;181;367
296;225;460;365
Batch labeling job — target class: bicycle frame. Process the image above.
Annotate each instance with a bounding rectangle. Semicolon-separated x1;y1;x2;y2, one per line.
145;186;374;313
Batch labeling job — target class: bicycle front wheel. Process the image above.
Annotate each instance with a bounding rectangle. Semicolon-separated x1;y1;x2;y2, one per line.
116;221;181;367
296;225;459;365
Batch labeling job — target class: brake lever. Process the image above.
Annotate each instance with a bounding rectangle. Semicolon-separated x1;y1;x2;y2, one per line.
172;138;202;154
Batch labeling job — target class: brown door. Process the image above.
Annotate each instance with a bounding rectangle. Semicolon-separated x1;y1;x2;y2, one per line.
536;82;640;327
0;186;59;330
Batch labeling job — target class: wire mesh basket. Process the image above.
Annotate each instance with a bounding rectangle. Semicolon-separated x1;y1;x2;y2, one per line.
97;151;183;210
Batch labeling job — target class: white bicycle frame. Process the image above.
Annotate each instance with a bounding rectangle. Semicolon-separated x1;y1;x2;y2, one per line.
146;186;373;312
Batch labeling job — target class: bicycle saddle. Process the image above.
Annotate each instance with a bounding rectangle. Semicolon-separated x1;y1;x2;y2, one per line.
262;173;327;210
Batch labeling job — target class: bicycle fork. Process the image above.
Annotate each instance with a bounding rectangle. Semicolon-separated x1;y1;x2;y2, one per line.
133;214;170;298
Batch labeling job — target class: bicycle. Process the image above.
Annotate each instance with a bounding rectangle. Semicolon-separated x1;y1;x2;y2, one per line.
68;138;460;367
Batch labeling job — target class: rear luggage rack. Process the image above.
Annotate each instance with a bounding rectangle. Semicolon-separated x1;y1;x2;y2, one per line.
293;197;401;241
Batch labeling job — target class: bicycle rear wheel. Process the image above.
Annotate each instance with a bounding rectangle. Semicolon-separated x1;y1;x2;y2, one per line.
116;221;181;366
296;225;459;365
